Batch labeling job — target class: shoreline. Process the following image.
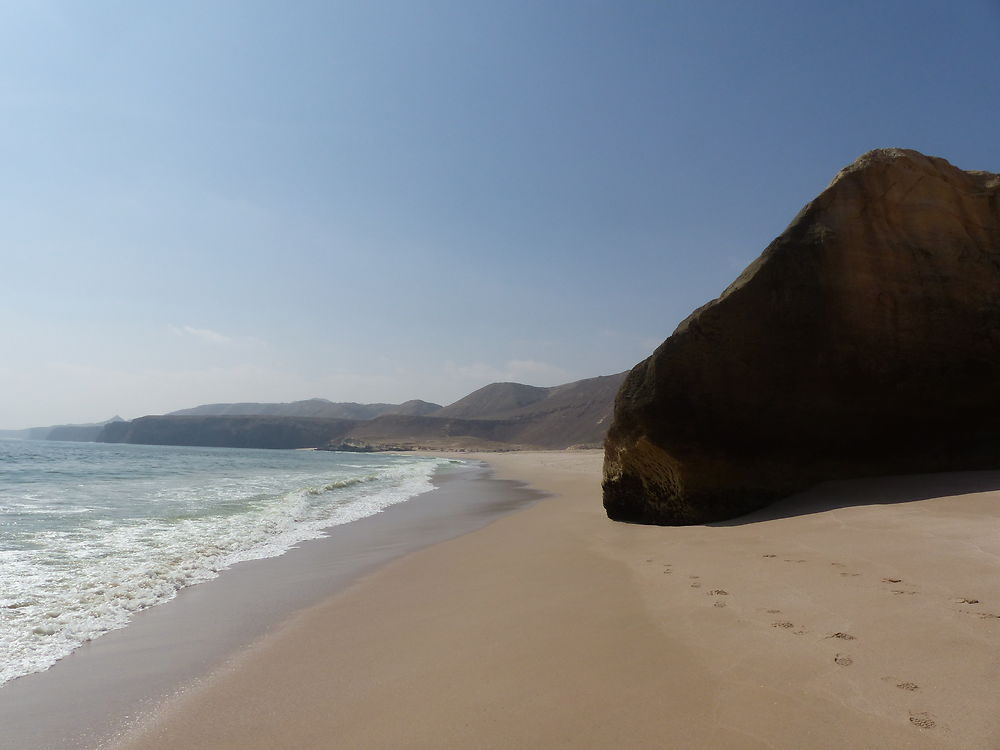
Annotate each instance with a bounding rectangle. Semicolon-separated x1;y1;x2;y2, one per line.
5;450;999;748
0;458;543;750
113;451;1000;749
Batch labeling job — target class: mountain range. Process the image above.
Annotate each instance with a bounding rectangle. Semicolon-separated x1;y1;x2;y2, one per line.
167;398;442;420
32;372;627;451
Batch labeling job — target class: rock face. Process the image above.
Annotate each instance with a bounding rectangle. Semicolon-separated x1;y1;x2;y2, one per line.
97;415;359;449
603;149;1000;525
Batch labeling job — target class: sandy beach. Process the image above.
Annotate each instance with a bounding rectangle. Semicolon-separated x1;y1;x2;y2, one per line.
0;459;541;750
109;450;1000;749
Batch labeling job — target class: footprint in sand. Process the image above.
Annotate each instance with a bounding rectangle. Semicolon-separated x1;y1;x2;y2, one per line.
689;575;700;579
834;653;853;666
881;676;920;691
891;590;917;596
762;554;777;558
784;559;807;563
960;609;1000;620
954;597;980;604
839;572;861;577
909;712;936;729
765;609;782;614
831;562;847;568
690;582;702;588
772;621;795;629
826;632;856;641
708;590;728;607
882;577;903;583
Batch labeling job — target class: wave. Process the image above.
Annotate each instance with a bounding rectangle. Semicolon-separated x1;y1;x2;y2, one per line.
0;455;454;686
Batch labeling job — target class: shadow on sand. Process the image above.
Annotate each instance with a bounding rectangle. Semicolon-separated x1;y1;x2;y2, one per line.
710;470;1000;527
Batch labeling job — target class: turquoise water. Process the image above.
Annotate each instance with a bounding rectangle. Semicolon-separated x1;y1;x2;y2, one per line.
0;440;451;685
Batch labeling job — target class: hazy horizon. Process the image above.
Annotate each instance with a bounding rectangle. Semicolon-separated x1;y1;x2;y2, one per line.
3;1;999;429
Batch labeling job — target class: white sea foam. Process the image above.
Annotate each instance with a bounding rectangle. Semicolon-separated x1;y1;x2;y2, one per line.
0;444;451;686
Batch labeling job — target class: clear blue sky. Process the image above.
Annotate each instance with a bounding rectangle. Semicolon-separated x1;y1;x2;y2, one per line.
2;1;998;427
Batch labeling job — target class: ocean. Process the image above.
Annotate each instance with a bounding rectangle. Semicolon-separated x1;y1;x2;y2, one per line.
0;439;454;686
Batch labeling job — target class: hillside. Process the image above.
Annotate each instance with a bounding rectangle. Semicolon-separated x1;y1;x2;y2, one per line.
432;383;549;419
340;415;523;451
95;372;627;451
168;398;441;421
328;372;627;450
98;416;358;449
387;400;443;417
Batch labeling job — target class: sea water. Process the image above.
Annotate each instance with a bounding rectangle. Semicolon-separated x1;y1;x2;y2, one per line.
0;439;452;686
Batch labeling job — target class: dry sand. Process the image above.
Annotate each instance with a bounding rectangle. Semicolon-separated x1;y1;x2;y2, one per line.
114;451;1000;749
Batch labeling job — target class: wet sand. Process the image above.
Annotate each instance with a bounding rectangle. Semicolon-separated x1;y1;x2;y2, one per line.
112;451;1000;749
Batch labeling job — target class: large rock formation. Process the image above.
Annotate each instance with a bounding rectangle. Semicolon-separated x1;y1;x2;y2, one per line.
603;149;1000;525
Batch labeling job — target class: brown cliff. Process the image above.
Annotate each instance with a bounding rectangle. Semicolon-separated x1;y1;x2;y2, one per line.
603;149;1000;525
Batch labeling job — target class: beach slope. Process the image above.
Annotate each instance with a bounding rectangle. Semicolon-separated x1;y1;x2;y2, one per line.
116;451;1000;749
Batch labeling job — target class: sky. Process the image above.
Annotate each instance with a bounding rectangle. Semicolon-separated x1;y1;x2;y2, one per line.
2;0;998;428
